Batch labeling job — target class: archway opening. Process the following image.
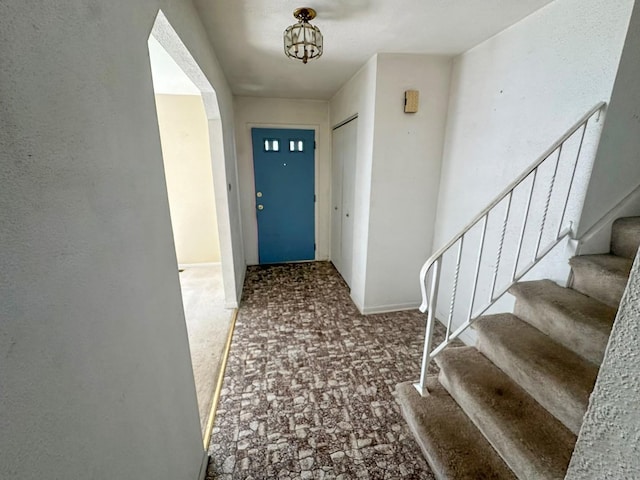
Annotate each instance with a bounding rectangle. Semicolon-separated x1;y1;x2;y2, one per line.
148;10;235;445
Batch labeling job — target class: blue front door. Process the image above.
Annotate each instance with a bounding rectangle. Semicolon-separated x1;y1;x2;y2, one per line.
251;128;315;264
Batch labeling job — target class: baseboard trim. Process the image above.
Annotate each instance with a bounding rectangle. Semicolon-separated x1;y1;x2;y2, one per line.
361;302;421;315
202;308;239;450
198;450;208;480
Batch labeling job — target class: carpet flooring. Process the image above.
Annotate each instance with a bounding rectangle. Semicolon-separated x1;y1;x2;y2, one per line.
207;262;448;479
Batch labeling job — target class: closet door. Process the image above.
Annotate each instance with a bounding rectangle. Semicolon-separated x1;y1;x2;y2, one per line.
331;117;357;286
331;128;344;272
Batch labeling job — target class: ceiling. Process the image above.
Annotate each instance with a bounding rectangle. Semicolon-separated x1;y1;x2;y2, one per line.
194;0;554;100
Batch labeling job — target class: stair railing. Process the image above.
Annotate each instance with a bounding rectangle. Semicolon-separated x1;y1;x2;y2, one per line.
415;102;607;395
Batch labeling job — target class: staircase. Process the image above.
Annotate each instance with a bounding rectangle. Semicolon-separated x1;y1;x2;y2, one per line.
396;217;639;479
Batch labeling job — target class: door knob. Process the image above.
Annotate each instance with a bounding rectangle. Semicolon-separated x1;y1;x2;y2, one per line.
257;204;264;210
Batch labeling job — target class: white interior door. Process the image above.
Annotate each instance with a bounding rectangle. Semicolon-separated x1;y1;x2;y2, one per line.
331;117;357;286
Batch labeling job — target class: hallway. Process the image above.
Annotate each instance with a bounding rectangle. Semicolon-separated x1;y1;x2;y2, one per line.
206;262;448;479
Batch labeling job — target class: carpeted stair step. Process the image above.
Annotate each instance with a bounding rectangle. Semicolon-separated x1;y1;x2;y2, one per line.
569;254;632;308
395;379;517;480
509;280;616;365
611;216;640;259
436;347;576;480
473;314;598;435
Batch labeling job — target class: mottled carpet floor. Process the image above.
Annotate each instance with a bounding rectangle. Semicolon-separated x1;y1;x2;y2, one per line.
206;262;445;479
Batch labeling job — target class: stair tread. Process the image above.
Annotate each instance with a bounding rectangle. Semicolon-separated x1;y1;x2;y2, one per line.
436;347;576;480
395;380;517;480
611;216;640;259
473;313;599;434
570;253;633;277
569;254;632;308
510;280;615;334
509;279;615;364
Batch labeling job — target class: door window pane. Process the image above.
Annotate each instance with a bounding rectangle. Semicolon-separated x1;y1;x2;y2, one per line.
289;139;304;152
264;139;280;152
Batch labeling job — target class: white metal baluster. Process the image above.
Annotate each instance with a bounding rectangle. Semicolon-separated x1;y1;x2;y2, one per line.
446;238;464;341
557;122;588;239
416;259;440;395
413;103;605;395
489;193;512;301
471;230;571;320
533;146;562;260
512;169;538;281
468;216;488;322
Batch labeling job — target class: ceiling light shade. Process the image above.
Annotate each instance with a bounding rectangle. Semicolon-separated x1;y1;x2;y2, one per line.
283;7;323;64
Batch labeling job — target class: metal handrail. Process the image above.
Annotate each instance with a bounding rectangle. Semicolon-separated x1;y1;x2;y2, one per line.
415;102;607;395
418;101;606;312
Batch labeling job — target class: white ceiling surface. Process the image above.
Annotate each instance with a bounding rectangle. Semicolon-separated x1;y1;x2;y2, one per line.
148;35;201;96
194;0;555;100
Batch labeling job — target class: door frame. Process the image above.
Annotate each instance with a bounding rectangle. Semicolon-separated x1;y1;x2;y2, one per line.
247;122;320;262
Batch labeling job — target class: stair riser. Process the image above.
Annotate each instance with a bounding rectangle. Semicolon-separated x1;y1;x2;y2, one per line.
611;218;640;260
571;265;627;308
513;299;608;365
476;329;587;435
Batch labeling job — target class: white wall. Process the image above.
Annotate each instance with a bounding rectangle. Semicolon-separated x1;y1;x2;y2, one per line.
329;57;379;310
329;54;452;314
363;54;452;313
436;0;633;246
579;0;640;236
0;2;242;479
430;0;633;338
148;35;201;96
155;94;221;264
233;96;330;264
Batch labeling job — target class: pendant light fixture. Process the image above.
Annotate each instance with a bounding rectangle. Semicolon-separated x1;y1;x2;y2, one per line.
283;7;323;64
